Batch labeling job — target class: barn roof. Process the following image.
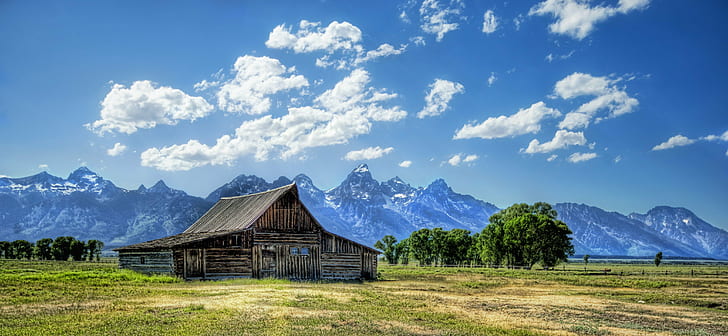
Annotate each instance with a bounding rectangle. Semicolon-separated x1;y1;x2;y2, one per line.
184;183;296;233
114;231;235;251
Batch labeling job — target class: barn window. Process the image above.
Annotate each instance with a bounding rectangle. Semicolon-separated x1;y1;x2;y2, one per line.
290;247;299;255
300;247;309;255
140;256;146;264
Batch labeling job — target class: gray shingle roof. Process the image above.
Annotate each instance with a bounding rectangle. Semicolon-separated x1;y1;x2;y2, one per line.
184;183;296;233
113;231;235;251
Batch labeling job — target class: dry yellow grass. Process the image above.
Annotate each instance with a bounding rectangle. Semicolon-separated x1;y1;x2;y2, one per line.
1;261;726;335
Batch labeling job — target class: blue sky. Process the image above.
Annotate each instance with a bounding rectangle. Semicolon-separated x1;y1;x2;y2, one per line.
1;1;726;229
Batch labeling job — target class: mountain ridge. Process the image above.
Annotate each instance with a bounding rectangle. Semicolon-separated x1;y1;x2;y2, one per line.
1;165;726;259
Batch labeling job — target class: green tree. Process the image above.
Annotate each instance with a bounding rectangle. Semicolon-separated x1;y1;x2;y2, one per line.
11;240;34;260
0;241;9;259
409;228;435;266
441;229;472;266
51;236;74;261
374;235;399;265
69;239;86;261
478;223;505;266
654;251;663;267
34;238;54;260
480;202;574;269
86;240;104;261
395;238;410;265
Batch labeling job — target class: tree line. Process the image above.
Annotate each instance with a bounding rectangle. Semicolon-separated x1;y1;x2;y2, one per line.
0;237;104;261
375;202;575;269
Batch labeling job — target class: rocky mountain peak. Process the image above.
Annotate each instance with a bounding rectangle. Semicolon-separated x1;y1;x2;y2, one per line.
67;166;101;183
148;180;171;193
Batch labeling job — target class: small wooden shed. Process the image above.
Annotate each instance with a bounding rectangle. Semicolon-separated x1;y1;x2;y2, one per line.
114;184;379;280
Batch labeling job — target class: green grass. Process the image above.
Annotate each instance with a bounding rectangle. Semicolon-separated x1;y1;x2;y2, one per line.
1;260;726;335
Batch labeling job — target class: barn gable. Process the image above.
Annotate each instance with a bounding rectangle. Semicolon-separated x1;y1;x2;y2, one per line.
115;183;378;280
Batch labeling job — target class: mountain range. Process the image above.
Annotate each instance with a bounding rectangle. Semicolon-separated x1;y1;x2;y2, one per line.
1;165;726;259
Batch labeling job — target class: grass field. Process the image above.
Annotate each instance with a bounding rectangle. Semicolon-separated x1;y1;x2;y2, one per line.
0;260;726;335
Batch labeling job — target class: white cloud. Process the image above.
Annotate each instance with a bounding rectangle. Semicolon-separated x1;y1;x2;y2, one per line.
447;153;478;166
454;101;561;139
419;0;465;42
107;143;128;157
193;79;220;92
513;14;525;31
354;43;407;65
411;36;426;46
448;154;462;166
529;0;650;40
701;130;728;142
523;130;587;154
568;152;597;163
86;81;214;135
141;69;407;171
344;146;394;161
400;10;411;23
482;10;499;34
487;72;497;87
614;155;622;163
266;20;363;53
652;135;696;151
417;79;465;118
554;72;638;129
217;55;309;115
547;154;558;162
546;50;574;62
266;20;405;69
38;164;49;169
399;160;413;168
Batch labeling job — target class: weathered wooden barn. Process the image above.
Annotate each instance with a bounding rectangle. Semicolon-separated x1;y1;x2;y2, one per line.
114;184;379;280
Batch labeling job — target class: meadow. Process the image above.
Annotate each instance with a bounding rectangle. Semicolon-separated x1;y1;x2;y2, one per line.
0;260;726;336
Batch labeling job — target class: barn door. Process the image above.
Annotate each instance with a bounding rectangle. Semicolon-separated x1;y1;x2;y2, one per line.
259;245;276;278
184;249;204;278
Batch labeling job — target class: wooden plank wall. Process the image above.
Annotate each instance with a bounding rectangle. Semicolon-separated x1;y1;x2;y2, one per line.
255;192;320;232
321;252;361;279
204;247;252;278
173;231;254;279
320;232;378;280
119;250;174;275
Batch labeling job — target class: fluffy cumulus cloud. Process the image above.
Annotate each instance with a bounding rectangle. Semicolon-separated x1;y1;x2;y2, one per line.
141;69;407;171
652;135;696;151
454;101;561;139
86;81;214;135
568;152;597;163
344;146;394;161
529;0;651;40
554;72;639;130
482;10;499;34
216;56;309;115
266;20;363;53
448;153;478;166
418;79;465;118
399;160;413;168
701;130;728;142
353;43;407;65
107;142;128;157
652;130;728;152
419;0;465;42
266;20;405;69
523;130;587;154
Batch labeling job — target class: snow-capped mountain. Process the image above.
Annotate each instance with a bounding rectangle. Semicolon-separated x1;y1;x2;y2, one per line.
0;167;212;247
1;165;727;259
